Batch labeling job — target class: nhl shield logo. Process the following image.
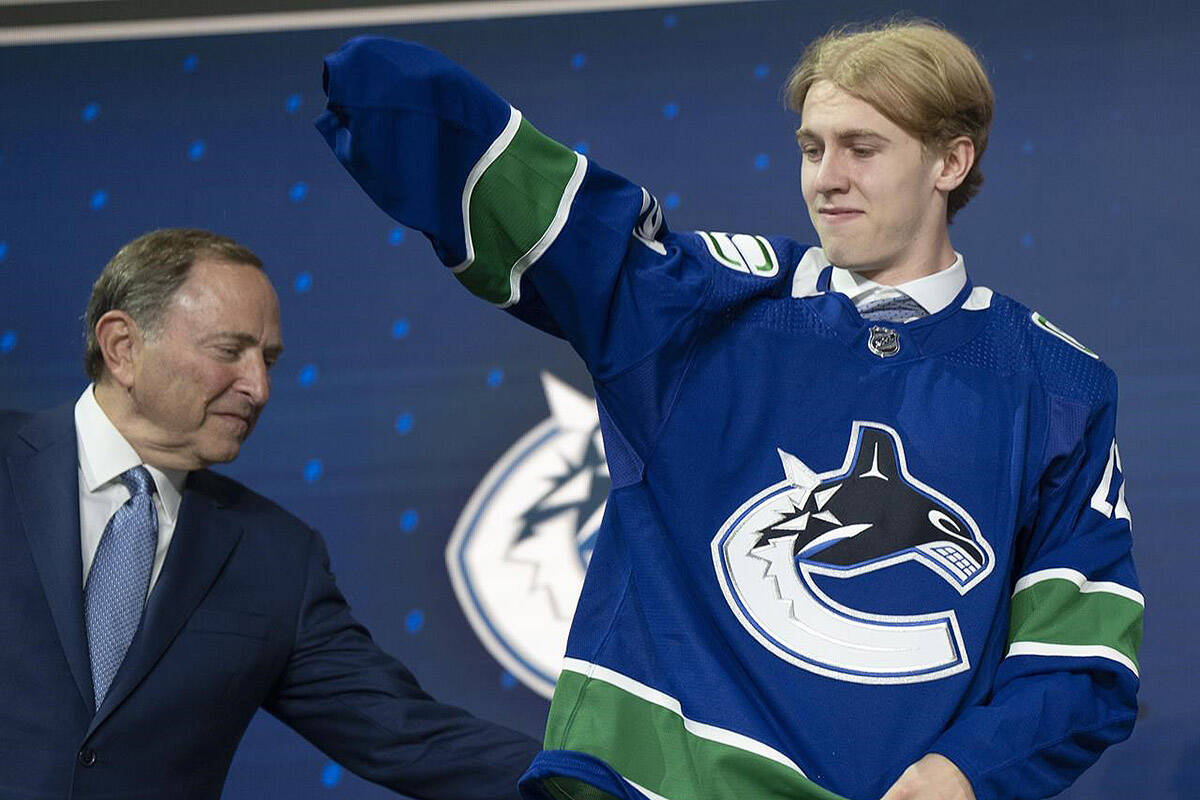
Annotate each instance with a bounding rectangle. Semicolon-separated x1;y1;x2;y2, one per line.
712;421;994;684
446;373;608;698
867;326;900;358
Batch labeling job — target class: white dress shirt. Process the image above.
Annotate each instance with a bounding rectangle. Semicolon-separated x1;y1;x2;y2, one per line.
75;384;187;595
830;252;968;317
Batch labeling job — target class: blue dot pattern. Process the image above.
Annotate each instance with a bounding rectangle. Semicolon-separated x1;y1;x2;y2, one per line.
90;190;108;210
289;181;308;203
303;458;323;483
571;53;587;70
84;466;158;709
188;139;206;161
662;102;679;120
321;762;343;787
0;241;7;262
0;330;17;354
389;226;406;245
487;367;504;388
405;609;425;633
294;272;313;293
182;54;199;72
285;93;303;114
400;509;419;532
391;318;410;339
500;671;518;689
298;364;318;386
754;153;770;171
395;413;414;435
82;102;100;123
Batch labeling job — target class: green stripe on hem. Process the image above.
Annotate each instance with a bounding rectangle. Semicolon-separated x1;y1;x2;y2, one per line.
1008;578;1143;670
457;117;580;305
544;668;845;800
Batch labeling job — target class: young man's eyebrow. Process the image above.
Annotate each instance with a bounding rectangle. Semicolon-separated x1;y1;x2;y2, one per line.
836;129;890;143
795;127;891;143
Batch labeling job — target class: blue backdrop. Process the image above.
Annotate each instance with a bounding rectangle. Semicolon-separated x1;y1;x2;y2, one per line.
1;1;1197;797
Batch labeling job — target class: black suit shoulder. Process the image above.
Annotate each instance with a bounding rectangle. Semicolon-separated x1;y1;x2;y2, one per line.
0;404;76;456
187;467;316;539
0;409;37;451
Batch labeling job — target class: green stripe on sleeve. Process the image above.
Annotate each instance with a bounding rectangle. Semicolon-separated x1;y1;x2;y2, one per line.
457;117;582;306
1008;578;1143;671
543;667;845;800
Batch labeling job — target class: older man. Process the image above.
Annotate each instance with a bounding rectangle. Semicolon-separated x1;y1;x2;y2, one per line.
318;20;1141;800
0;228;539;799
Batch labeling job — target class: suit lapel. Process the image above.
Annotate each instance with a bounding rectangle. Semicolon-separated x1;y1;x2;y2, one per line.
89;474;242;734
9;405;95;710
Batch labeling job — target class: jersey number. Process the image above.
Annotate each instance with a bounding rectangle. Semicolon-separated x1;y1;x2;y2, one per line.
1090;439;1131;522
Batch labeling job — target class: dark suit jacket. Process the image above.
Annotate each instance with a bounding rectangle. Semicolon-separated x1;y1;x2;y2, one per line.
0;405;540;799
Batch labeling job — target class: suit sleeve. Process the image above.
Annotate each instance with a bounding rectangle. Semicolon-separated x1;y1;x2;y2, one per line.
315;36;711;381
930;372;1142;800
264;529;540;800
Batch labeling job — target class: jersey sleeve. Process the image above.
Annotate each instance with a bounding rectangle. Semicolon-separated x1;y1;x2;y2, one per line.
316;36;712;381
930;369;1142;800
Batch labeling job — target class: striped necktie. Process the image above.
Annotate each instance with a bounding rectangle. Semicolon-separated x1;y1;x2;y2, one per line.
85;465;158;709
856;287;929;323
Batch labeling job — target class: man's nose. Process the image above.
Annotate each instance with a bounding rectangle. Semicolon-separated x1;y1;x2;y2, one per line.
813;151;850;195
238;354;271;407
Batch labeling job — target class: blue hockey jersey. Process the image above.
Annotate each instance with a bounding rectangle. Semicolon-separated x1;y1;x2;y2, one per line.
317;37;1142;800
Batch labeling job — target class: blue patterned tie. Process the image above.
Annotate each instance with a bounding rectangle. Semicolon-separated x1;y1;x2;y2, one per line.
857;288;929;323
85;465;158;709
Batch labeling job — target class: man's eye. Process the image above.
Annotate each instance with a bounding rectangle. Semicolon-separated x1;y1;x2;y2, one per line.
801;147;822;161
851;147;875;158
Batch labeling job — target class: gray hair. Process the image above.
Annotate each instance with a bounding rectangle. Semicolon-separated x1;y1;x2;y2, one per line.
83;228;263;381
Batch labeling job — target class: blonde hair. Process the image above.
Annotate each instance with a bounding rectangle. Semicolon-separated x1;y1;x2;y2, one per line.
785;20;994;221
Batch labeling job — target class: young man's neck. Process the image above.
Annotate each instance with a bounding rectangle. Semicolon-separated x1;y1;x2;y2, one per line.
849;231;957;287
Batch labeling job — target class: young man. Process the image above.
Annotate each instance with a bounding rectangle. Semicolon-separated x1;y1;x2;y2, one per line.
318;20;1141;800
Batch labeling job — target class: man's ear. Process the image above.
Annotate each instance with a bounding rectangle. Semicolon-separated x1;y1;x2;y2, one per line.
934;136;976;193
94;310;141;388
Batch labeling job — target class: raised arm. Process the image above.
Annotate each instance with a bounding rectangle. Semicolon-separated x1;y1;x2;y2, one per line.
316;36;711;380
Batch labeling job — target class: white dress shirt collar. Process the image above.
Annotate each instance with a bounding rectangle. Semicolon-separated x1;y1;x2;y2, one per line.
829;253;967;316
75;384;187;526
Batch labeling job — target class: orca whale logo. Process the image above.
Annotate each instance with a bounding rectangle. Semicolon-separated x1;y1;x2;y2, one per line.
446;374;607;698
712;421;994;684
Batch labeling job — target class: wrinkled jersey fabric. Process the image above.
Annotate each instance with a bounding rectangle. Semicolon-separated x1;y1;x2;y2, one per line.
318;37;1142;800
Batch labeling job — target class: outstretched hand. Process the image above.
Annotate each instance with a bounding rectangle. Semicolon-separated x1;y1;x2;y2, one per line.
879;754;975;800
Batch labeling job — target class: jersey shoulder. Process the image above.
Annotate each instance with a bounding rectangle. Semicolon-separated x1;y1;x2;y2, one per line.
673;231;814;301
985;291;1117;406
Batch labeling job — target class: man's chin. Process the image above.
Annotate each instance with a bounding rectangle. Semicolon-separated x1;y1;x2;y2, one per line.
821;243;867;272
816;241;885;275
198;441;243;466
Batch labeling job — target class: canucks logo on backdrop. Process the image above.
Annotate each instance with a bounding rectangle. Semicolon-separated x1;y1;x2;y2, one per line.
446;373;608;698
712;421;995;684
